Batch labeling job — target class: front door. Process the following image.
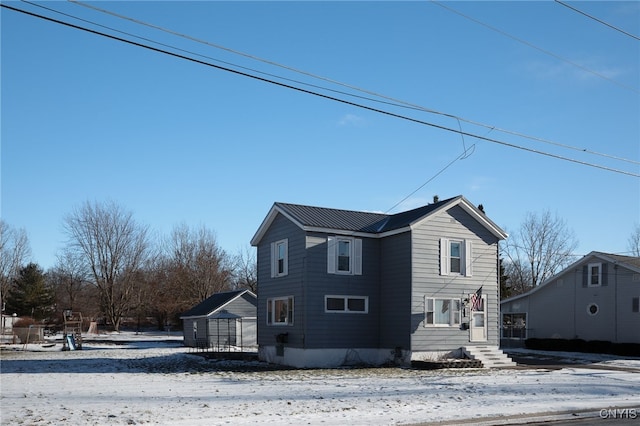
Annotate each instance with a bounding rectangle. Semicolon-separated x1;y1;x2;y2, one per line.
470;295;487;342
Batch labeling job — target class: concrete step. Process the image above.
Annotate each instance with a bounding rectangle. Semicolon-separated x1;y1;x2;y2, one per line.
462;345;517;368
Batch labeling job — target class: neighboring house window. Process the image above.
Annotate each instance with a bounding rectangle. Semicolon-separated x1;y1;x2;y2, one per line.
439;238;472;276
582;263;608;287
588;263;601;286
502;313;527;339
325;295;368;313
587;303;599;316
425;297;461;326
327;236;362;275
270;239;288;278
267;296;294;325
193;322;197;340
632;297;639;313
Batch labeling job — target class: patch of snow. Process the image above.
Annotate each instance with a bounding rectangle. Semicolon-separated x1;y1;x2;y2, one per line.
1;333;639;425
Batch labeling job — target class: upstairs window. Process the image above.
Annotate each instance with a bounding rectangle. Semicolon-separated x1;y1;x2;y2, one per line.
440;238;472;277
450;241;462;274
338;240;351;272
582;262;608;288
270;239;288;278
328;236;362;275
588;263;601;287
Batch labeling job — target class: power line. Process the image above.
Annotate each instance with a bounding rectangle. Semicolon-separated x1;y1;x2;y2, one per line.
555;0;640;41
68;0;640;167
3;3;639;179
386;146;475;213
430;0;640;94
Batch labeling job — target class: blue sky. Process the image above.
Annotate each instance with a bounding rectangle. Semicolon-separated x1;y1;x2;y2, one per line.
2;1;639;270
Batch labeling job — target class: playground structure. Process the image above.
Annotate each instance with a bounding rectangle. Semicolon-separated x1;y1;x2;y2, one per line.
62;310;83;351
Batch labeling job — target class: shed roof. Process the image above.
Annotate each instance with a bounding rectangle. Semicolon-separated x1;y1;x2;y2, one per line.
180;289;256;319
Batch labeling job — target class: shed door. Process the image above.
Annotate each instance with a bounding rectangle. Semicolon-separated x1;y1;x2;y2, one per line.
470;295;487;342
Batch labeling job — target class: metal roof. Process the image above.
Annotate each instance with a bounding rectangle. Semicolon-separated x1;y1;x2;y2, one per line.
275;196;458;234
251;195;508;246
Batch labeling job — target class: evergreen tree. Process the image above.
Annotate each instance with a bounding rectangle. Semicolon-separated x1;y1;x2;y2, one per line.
499;258;511;300
5;263;55;320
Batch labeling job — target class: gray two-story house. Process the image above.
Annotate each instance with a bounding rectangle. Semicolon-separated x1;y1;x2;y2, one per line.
251;195;509;368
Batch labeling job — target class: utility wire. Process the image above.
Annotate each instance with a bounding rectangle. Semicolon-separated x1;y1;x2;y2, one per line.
68;0;640;167
22;0;421;112
430;0;640;94
386;146;475;213
3;3;639;179
555;0;640;41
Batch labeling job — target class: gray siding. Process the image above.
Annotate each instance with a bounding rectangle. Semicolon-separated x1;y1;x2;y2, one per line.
226;293;258;317
411;205;500;351
379;232;412;350
507;259;640;344
257;213;306;347
528;272;576;339
182;317;208;347
302;232;381;349
617;268;640;344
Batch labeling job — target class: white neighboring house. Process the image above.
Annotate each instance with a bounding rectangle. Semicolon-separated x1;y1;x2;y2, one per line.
501;251;640;345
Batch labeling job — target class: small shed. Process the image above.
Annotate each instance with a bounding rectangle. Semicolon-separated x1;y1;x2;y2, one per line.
180;289;257;351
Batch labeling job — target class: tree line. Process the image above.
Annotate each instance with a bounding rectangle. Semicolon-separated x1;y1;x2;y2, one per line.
2;201;639;331
1;200;256;331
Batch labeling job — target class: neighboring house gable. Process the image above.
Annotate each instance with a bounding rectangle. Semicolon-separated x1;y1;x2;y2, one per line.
251;195;508;367
501;252;640;345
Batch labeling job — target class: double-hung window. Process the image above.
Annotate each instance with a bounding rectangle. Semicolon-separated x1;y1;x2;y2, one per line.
327;236;362;275
440;238;472;276
270;239;288;278
425;297;461;326
325;295;368;313
267;296;294;325
582;263;608;288
450;241;462;274
588;263;601;287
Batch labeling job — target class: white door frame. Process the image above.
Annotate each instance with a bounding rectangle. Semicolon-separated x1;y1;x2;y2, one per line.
470;295;487;342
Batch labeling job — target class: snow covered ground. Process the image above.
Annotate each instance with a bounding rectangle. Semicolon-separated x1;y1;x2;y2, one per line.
1;332;639;425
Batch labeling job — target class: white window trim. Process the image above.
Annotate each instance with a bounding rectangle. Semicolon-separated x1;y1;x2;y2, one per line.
324;295;369;314
267;296;294;326
502;312;527;339
327;236;362;275
440;238;472;277
270;239;288;278
424;297;461;327
588;263;601;287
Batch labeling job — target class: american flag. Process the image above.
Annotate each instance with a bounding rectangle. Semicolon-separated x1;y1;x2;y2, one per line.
470;287;483;311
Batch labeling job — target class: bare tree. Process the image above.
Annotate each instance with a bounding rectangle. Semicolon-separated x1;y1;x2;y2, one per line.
145;256;190;330
233;245;257;293
0;220;31;313
167;223;232;303
502;210;578;296
628;224;640;257
63;201;150;331
49;248;90;313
